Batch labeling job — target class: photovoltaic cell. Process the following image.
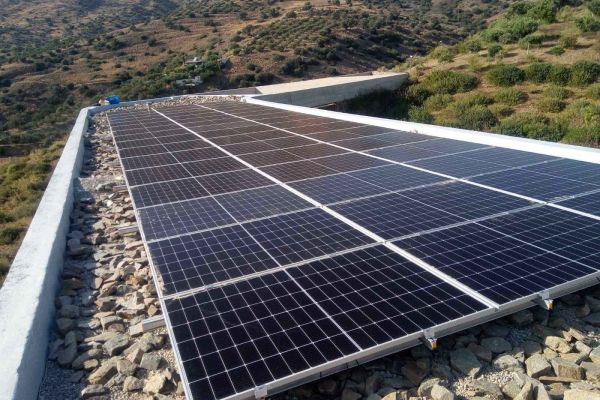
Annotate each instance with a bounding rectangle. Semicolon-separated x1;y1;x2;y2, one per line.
470;168;598;201
312;153;392;173
121;152;178;170
523;159;600;186
408;154;509;178
216;185;313;222
285;143;348;159
243;208;375;265
127;163;192;186
131;178;209;208
185;158;247;177
148;225;279;294
368;145;442;163
166;271;359;400
289;173;388;204
349;165;447;192
172;147;228;163
139;197;236;241
288;246;487;348
260;160;338;182
410;138;488;153
332;193;463;240
239;149;304;167
556;192;600;217
395;221;597;304
197;170;273;195
458;147;558;168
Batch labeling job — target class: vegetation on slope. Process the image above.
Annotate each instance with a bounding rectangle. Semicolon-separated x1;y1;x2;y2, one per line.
340;0;600;146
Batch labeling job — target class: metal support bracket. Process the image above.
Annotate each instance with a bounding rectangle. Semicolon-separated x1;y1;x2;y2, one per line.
254;385;267;400
536;291;554;310
422;329;438;350
118;225;139;235
112;185;128;192
129;314;166;336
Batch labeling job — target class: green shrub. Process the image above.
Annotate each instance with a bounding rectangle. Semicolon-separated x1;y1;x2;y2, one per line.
588;0;600;16
0;226;21;245
575;15;600;32
586;83;600;99
543;85;571;99
423;94;453;111
558;33;577;49
432;45;457;63
518;34;545;48
527;0;559;23
570;60;600;86
548;46;565;55
548;64;572;85
537;97;565;112
419;70;479;94
408;106;434;123
524;62;552;83
466;39;483;53
489;104;514;117
488;43;504;59
486;64;525;86
494;87;526;105
483;16;539;43
457;105;498;130
405;84;431;105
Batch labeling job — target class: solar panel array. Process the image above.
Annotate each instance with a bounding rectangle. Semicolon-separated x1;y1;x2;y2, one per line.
108;101;600;400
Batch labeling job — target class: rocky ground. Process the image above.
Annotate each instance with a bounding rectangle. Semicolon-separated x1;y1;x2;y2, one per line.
38;97;600;400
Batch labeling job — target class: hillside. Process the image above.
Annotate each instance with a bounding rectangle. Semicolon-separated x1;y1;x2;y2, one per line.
340;0;600;146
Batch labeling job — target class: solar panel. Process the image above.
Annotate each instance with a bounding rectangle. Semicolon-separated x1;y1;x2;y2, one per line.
148;224;279;294
556;191;600;216
368;144;443;163
216;185;313;222
312;153;392;173
331;192;464;240
458;147;559;167
524;159;600;186
127;163;192;186
121;152;178;170
409;138;488;153
285;143;348;159
185;157;247;176
348;165;447;192
131;178;209;208
197;170;273;195
242;208;375;265
139;197;236;241
408;154;510;178
260;160;338;182
239;149;304;167
395;220;597;304
289;173;388;204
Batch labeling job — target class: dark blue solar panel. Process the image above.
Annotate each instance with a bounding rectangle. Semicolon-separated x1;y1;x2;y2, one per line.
524;159;600;186
349;165;447;192
408;154;509;178
289;173;388;204
557;192;600;217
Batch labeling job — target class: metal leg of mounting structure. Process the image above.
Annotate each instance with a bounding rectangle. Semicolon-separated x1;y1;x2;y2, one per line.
118;225;139;235
536;292;554;310
129;314;166;336
254;385;267;400
112;185;128;192
422;329;438;350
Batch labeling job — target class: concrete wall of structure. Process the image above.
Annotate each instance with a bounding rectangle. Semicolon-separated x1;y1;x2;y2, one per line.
0;107;92;400
254;73;408;107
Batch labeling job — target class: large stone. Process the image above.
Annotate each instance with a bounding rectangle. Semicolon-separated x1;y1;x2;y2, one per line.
401;361;428;385
467;343;493;363
143;373;167;395
514;381;534;400
510;310;534;327
81;384;107;399
471;380;503;400
564;390;600;400
522;341;543;356
431;384;455;400
103;333;129;356
88;359;118;385
502;381;523;399
482;337;513;354
544;337;572;354
551;358;584;380
341;389;362;400
72;349;101;370
59;304;80;319
123;376;143;392
140;352;163;371
585;313;600;327
57;343;78;367
418;378;441;397
117;359;137;376
589;346;600;364
56;318;77;336
525;354;553;378
450;348;481;377
318;379;339;395
581;362;600;383
493;354;522;371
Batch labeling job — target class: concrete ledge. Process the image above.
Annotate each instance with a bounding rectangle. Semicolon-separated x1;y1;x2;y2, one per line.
0;107;91;400
253;72;408;107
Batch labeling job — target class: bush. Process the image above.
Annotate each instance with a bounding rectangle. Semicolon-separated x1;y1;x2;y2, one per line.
575;15;600;32
457;105;497;130
518;34;545;48
589;0;600;16
524;62;552;83
489;104;514;117
548;64;572;85
586;83;600;99
486;64;525;86
0;226;21;245
279;57;307;77
543;85;571;99
419;70;479;94
548;46;565;55
483;16;539;43
433;45;457;63
423;93;453;111
466;40;483;53
537;97;565;112
558;33;577;49
488;43;504;59
570;60;600;86
496;112;549;137
408;106;434;123
527;0;559;22
405;84;431;105
494;87;526;105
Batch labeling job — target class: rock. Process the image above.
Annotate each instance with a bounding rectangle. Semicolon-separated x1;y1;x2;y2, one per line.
467;343;493;363
83;359;99;371
431;384;454;400
581;362;600;383
318;379;339;395
585;313;600;327
88;358;118;384
103;333;129;356
515;382;534;400
124;344;145;364
493;354;522;371
503;381;524;399
401;361;428;385
575;341;592;356
589;346;600;364
140;352;163;371
418;378;441;397
450;348;481;377
526;354;553;378
471;380;504;400
577;303;591;318
481;337;512;354
59;304;80;319
57;343;78;367
523;341;543;356
117;359;137;376
123;376;143;392
551;358;584;380
545;337;572;354
546;383;566;400
366;395;382;400
56;318;77;336
564;389;600;400
143;372;167;395
535;382;552;400
561;353;586;364
70;371;84;383
72;349;101;370
539;376;580;384
81;384;107;399
511;310;534;327
342;389;363;400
